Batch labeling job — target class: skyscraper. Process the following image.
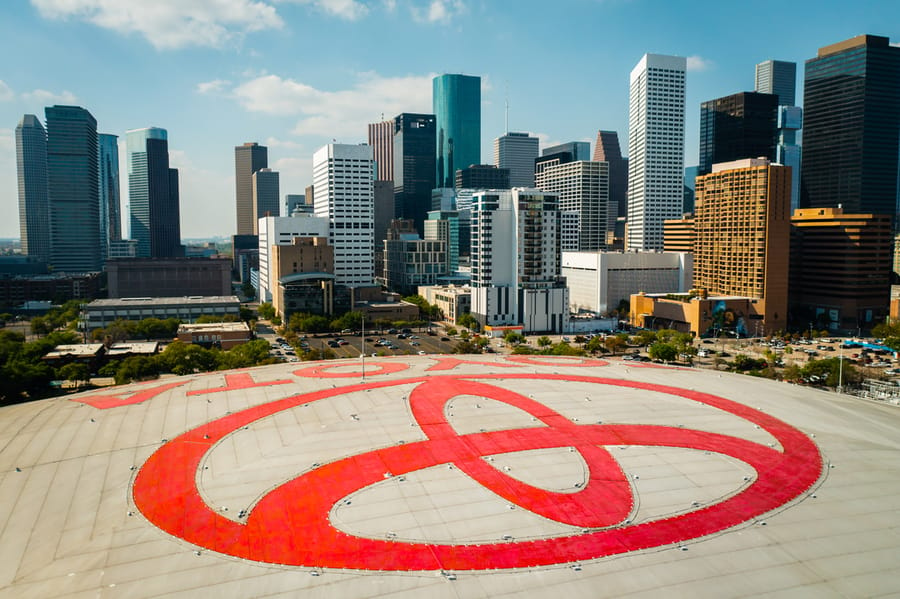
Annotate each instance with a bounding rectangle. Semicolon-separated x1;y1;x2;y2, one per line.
126;127;181;258
494;132;539;187
626;54;686;251
251;168;280;234
393;113;436;233
535;156;609;252
755;60;802;211
694;158;791;333
15;114;50;262
801;35;900;218
470;188;568;333
98;133;121;259
455;164;509;190
433;74;481;188
754;60;797;106
593;130;628;223
312;144;375;286
543;141;591;161
368;119;394;182
45;105;102;272
235;142;268;235
699;92;778;176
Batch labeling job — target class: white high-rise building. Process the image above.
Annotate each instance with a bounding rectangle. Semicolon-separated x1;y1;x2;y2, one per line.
626;54;686;251
535;159;609;251
494;132;539;187
312;144;375;286
470;188;568;333
257;214;329;302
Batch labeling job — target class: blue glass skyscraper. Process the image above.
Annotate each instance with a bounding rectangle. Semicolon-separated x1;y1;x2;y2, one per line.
433;74;481;189
45;105;102;272
98;133;121;260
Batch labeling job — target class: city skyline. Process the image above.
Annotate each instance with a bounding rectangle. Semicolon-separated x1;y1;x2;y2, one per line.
1;1;899;239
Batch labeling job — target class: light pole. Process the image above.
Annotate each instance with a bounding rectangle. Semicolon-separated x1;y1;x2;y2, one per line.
360;316;366;382
837;341;844;394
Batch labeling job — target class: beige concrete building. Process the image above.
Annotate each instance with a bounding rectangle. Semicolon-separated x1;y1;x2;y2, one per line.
418;285;471;322
270;237;335;320
177;322;251;350
693;158;791;333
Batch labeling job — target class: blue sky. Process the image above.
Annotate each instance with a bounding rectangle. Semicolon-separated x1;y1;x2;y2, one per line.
1;0;898;239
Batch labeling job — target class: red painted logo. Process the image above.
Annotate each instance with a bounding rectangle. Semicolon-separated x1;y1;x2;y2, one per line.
133;374;822;571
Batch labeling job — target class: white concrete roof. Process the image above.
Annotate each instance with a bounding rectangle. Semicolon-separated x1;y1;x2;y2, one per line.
1;355;898;597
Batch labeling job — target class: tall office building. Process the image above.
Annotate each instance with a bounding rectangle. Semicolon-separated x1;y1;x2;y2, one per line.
626;54;686;251
393;113;436;233
755;60;802;211
543;141;591;161
285;194;306;216
801;35;900;219
535;154;609;251
235;142;268;235
257;215;330;303
754;60;797;106
593;130;628;224
699;92;778;176
45;105;102;272
425;210;459;274
494;132;539;187
98;133;121;259
433;74;481;188
15;114;50;262
251;168;280;234
470;188;568;333
791;207;892;330
368;119;394;182
312;144;375;286
694;158;791;333
126;128;181;258
455;164;510;190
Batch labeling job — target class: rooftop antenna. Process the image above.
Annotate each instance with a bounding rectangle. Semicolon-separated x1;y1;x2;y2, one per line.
504;82;509;134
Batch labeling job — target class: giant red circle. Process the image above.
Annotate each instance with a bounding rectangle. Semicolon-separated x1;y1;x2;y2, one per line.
133;374;822;571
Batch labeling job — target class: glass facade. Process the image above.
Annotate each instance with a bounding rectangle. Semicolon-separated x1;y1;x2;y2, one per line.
98;133;120;261
801;35;900;218
433;74;481;189
126;128;181;258
393;113;436;234
699;92;778;176
46;105;102;272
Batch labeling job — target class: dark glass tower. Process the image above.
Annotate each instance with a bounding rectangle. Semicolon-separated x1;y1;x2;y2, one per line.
127;128;181;258
45;105;102;272
433;74;480;188
98;133;121;260
699;92;778;176
801;35;900;218
393;113;436;233
16;114;50;262
593;130;628;220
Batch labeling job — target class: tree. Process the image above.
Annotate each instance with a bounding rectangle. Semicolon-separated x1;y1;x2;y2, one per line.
648;342;678;362
258;302;277;321
537;336;552;347
604;335;627;355
115;356;159;385
635;330;657;347
30;316;52;336
58;362;91;388
452;339;482;354
331;311;364;332
503;332;525;345
158;341;217;375
457;313;479;331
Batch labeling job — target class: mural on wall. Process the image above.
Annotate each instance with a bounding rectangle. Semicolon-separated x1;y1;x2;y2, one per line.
704;300;748;338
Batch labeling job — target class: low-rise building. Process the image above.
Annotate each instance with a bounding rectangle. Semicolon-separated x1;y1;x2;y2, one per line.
177;322;251;349
106;258;232;298
418;285;471;322
83;296;241;331
630;291;768;338
562;251;692;315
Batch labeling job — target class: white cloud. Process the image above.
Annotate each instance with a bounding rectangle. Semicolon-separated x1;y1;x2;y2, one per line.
280;0;370;20
265;136;303;149
232;71;433;138
411;0;465;23
167;149;235;237
196;79;232;94
686;55;713;72
30;0;284;50
534;132;563;152
21;89;78;105
382;0;397;11
0;81;13;102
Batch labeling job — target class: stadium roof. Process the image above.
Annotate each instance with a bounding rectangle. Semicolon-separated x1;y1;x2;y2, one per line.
1;355;898;597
